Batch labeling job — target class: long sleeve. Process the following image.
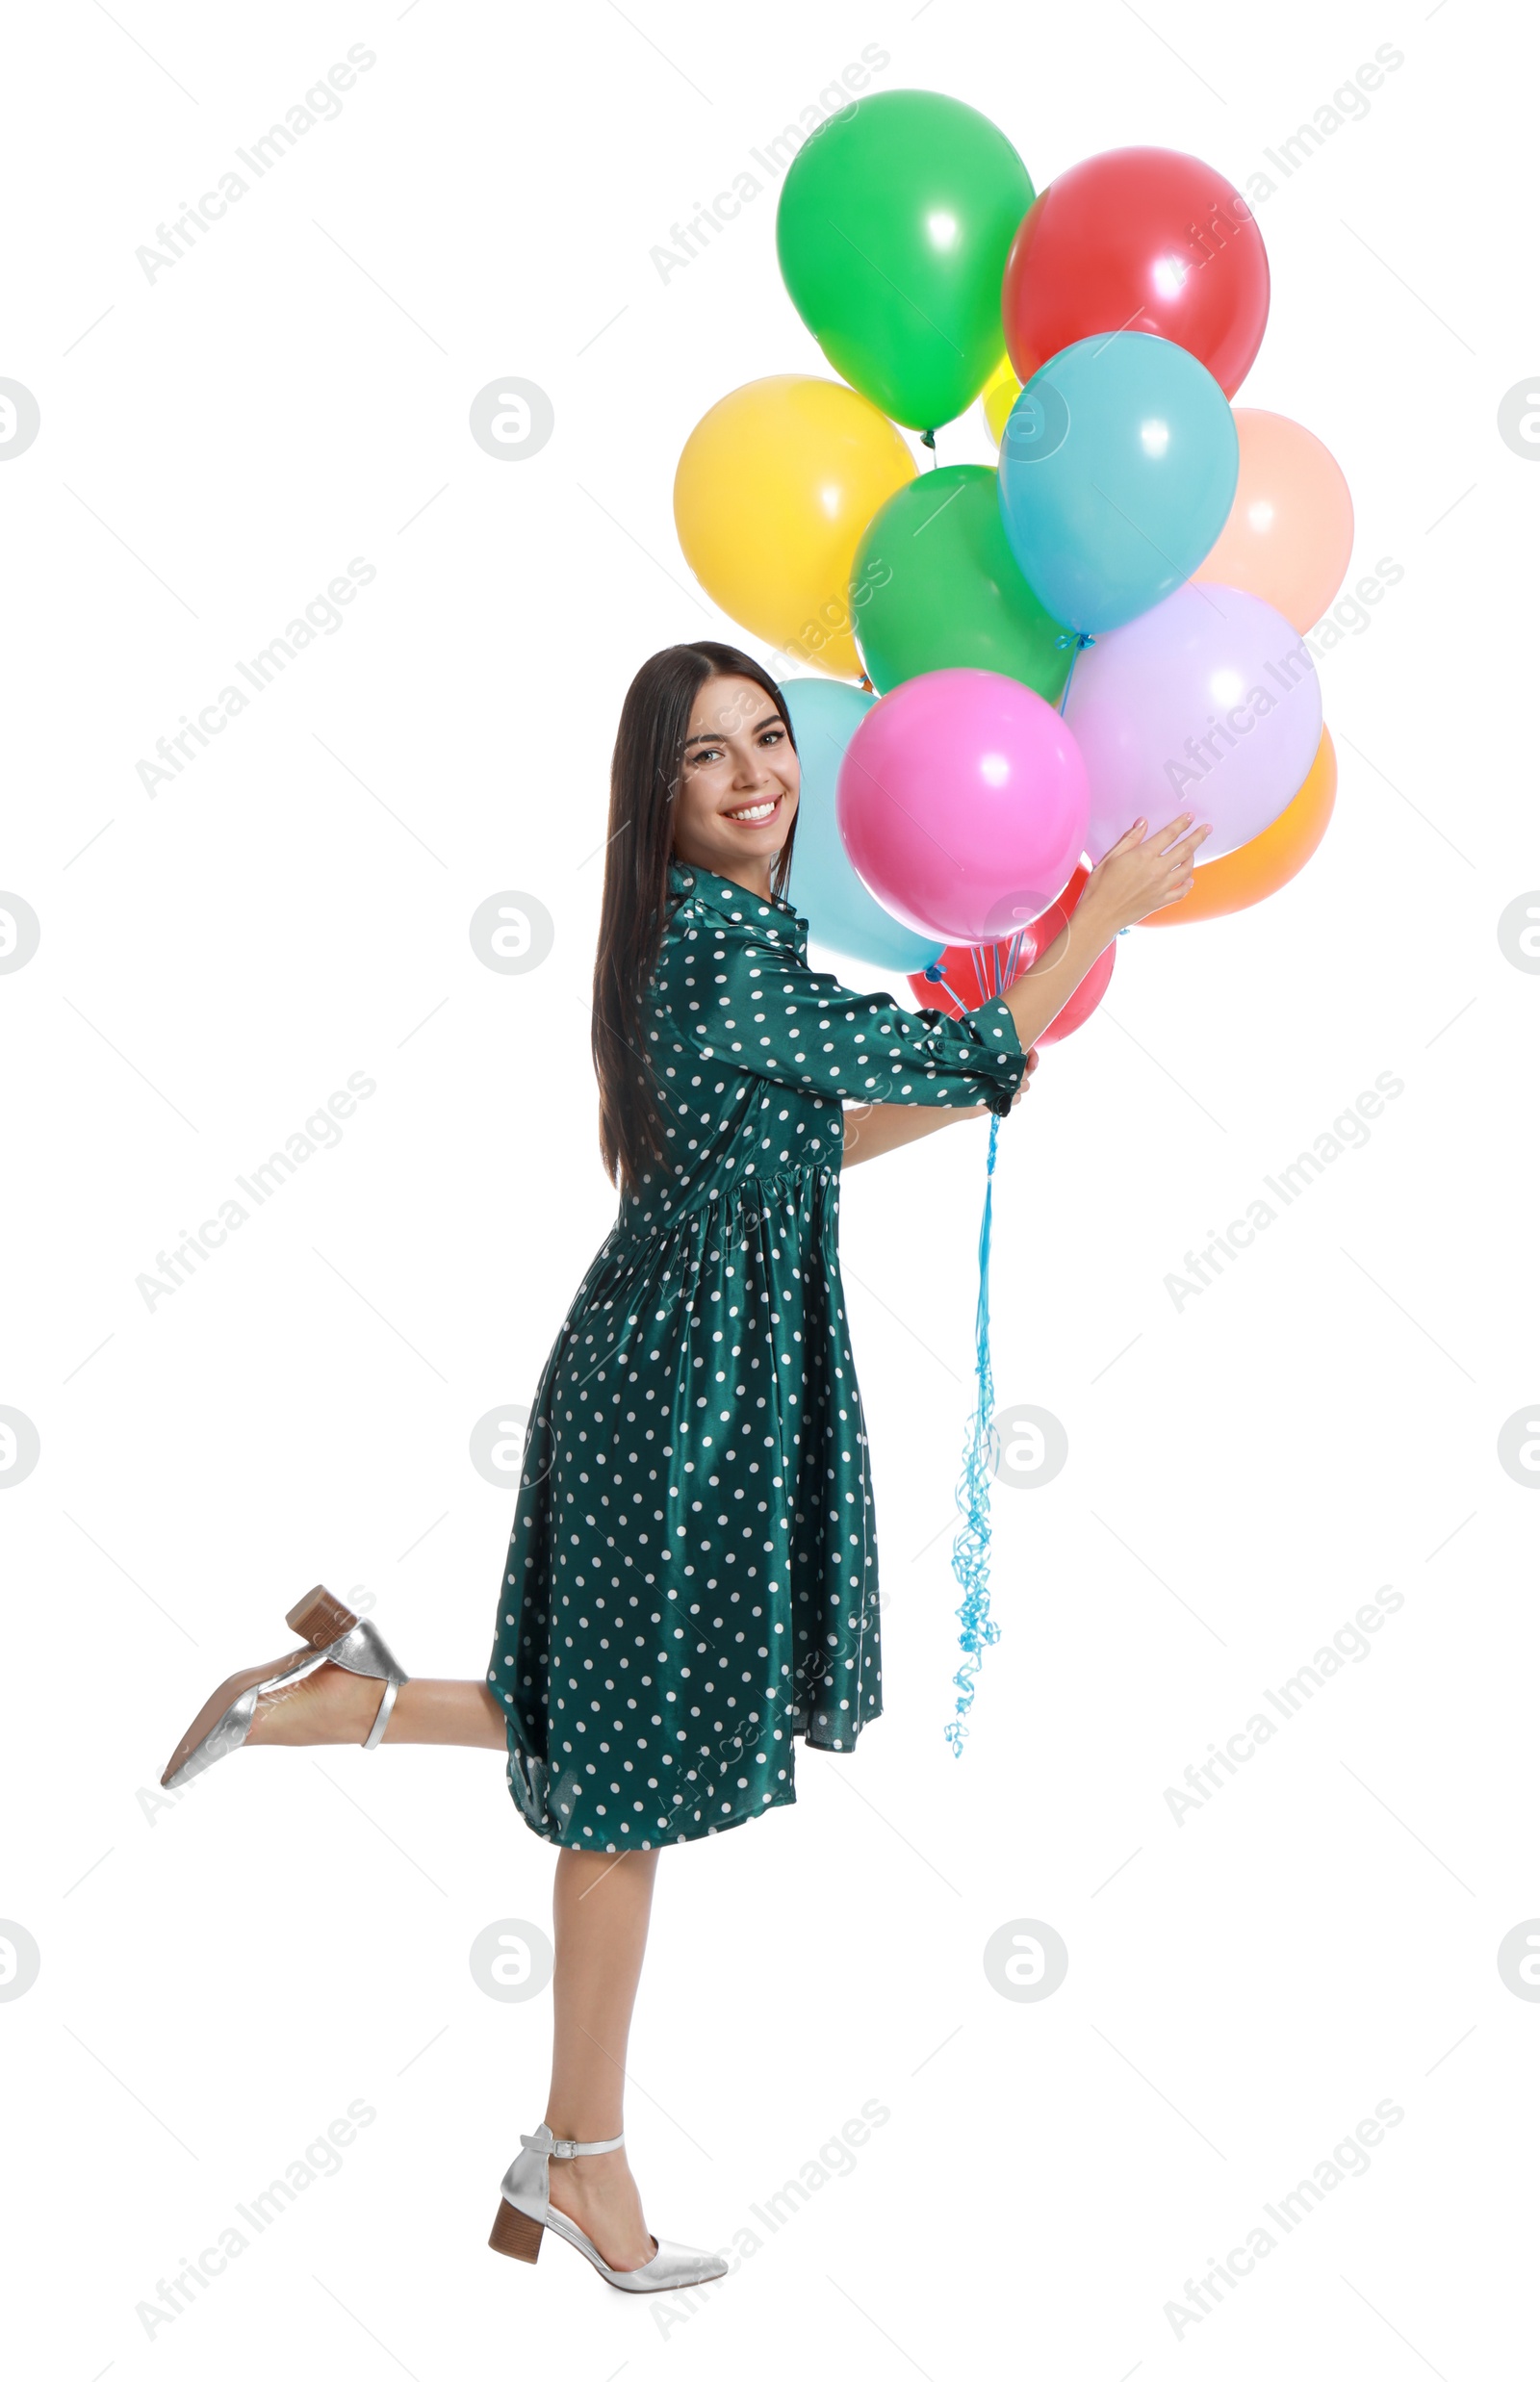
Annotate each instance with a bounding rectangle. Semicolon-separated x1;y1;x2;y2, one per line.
685;900;1028;1116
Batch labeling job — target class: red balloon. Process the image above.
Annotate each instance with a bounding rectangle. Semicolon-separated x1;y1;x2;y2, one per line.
906;864;1115;1047
1036;938;1115;1046
1001;146;1270;399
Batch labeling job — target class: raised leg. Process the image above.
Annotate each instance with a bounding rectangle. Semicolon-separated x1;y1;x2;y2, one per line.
247;1669;507;1748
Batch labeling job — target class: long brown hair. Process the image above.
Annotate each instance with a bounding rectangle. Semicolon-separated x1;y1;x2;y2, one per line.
592;641;799;1196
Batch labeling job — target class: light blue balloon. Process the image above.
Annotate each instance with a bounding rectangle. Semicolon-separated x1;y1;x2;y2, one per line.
997;331;1239;634
780;677;945;974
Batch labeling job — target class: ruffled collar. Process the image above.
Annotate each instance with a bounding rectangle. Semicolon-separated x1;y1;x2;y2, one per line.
667;859;808;954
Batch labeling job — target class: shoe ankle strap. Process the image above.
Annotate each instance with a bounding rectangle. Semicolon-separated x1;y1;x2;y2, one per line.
361;1675;400;1752
522;2124;625;2161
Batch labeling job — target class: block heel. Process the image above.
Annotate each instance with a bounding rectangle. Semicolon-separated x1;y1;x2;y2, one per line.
286;1586;363;1647
489;2199;544;2262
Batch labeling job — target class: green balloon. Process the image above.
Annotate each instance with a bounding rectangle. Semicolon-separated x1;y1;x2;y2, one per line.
852;464;1073;700
776;90;1035;434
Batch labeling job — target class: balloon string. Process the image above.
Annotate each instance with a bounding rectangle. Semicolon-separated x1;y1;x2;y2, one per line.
921;427;937;469
1055;629;1095;716
945;1110;1003;1756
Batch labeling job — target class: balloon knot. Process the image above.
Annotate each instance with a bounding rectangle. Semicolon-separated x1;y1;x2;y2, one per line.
920;428;937;448
923;961;947;982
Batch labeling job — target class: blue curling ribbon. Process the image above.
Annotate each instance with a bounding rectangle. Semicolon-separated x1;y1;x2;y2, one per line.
944;1108;1004;1755
1054;628;1095;716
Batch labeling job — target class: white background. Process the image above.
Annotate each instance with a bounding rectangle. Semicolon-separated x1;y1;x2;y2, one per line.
2;1;1534;2374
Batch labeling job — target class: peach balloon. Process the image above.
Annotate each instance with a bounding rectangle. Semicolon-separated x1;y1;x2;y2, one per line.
1139;726;1336;927
1194;410;1353;633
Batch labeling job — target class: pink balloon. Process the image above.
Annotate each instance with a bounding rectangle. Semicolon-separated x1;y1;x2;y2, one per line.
837;668;1091;944
1064;580;1322;864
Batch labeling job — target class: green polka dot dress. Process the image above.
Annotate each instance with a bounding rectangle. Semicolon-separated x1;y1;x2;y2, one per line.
489;860;1027;1851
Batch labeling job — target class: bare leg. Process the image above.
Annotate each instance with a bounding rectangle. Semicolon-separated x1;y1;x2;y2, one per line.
244;1664;662;2269
541;1847;661;2271
247;1666;506;1748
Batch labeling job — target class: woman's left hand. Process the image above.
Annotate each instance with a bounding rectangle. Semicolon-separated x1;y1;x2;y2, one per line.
1011;1047;1040;1108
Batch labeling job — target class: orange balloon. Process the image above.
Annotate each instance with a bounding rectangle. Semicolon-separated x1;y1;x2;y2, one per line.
1194;409;1353;633
1139;726;1336;927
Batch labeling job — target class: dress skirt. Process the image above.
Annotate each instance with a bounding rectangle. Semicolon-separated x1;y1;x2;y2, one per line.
488;859;1027;1850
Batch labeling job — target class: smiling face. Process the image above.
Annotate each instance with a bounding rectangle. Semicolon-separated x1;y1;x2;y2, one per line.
670;673;800;894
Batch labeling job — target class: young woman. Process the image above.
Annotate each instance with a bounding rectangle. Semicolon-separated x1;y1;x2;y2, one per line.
160;640;1207;2294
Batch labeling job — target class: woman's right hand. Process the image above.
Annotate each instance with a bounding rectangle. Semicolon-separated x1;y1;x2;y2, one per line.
1002;818;1211;1052
1081;813;1213;933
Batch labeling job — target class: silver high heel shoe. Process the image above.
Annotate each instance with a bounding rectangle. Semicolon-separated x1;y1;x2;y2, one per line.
160;1588;408;1790
489;2123;728;2293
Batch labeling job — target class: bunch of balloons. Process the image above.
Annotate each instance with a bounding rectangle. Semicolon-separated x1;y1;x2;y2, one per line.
672;92;1351;1023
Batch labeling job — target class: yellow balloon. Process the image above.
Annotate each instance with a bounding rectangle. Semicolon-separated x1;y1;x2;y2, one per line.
673;375;914;679
981;354;1021;447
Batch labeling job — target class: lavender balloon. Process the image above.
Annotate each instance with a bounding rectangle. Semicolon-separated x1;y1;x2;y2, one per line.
1064;581;1323;863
